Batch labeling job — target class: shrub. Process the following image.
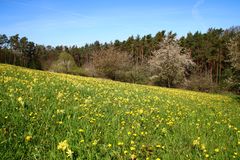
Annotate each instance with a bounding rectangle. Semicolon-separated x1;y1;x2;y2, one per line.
50;52;84;75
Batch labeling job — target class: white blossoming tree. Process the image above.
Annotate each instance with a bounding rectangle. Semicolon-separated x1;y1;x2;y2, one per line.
148;35;194;87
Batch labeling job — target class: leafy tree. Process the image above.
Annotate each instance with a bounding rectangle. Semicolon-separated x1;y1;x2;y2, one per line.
19;37;28;66
50;52;82;75
228;34;240;70
0;34;8;49
9;34;20;64
0;34;9;63
227;33;240;92
92;47;132;80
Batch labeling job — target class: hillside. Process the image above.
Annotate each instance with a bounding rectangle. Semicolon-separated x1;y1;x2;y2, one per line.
0;64;239;159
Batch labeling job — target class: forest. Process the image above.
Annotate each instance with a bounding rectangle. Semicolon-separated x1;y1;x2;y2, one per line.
0;26;240;94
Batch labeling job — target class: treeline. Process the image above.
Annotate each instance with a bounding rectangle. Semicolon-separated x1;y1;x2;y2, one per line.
0;26;240;93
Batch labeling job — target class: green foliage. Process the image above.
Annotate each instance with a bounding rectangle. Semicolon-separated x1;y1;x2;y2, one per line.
92;47;132;80
50;52;84;75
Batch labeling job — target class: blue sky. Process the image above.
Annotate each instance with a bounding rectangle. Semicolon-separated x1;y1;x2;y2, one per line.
0;0;239;46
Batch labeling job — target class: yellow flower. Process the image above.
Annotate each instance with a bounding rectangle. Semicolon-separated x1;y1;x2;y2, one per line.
130;147;136;151
214;148;220;153
138;109;144;114
156;158;161;160
205;154;209;158
57;140;69;151
124;150;128;154
131;154;136;159
156;144;161;148
200;144;206;150
79;129;84;133
57;121;63;124
192;137;200;146
133;133;137;137
17;97;24;106
80;139;84;143
108;144;112;147
118;142;124;146
92;140;98;146
66;148;74;158
57;109;65;114
25;135;32;142
161;128;167;134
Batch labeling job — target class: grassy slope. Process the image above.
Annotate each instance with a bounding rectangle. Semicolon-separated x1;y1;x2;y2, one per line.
0;64;239;160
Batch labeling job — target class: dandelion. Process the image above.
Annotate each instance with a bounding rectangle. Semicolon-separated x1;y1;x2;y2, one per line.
56;121;63;124
57;109;65;114
66;148;74;158
17;97;24;106
192;137;200;146
205;154;209;158
200;144;206;150
25;135;32;142
130;146;136;151
133;133;137;137
118;142;124;146
92;140;98;146
156;144;161;148
124;150;128;154
57;140;69;151
138;109;144;114
57;92;63;99
161;128;167;134
131;154;136;159
108;144;112;147
214;148;220;153
80;139;84;143
166;120;174;126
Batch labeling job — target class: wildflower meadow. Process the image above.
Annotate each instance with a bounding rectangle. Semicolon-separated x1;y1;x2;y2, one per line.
0;64;239;159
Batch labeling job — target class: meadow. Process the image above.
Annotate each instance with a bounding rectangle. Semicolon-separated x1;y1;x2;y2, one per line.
0;63;239;160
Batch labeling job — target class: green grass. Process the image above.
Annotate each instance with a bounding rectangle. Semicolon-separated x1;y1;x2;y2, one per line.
0;64;239;160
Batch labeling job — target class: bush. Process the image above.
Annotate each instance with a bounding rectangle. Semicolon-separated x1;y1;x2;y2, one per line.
92;47;132;80
50;52;85;75
123;65;150;84
184;74;220;93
